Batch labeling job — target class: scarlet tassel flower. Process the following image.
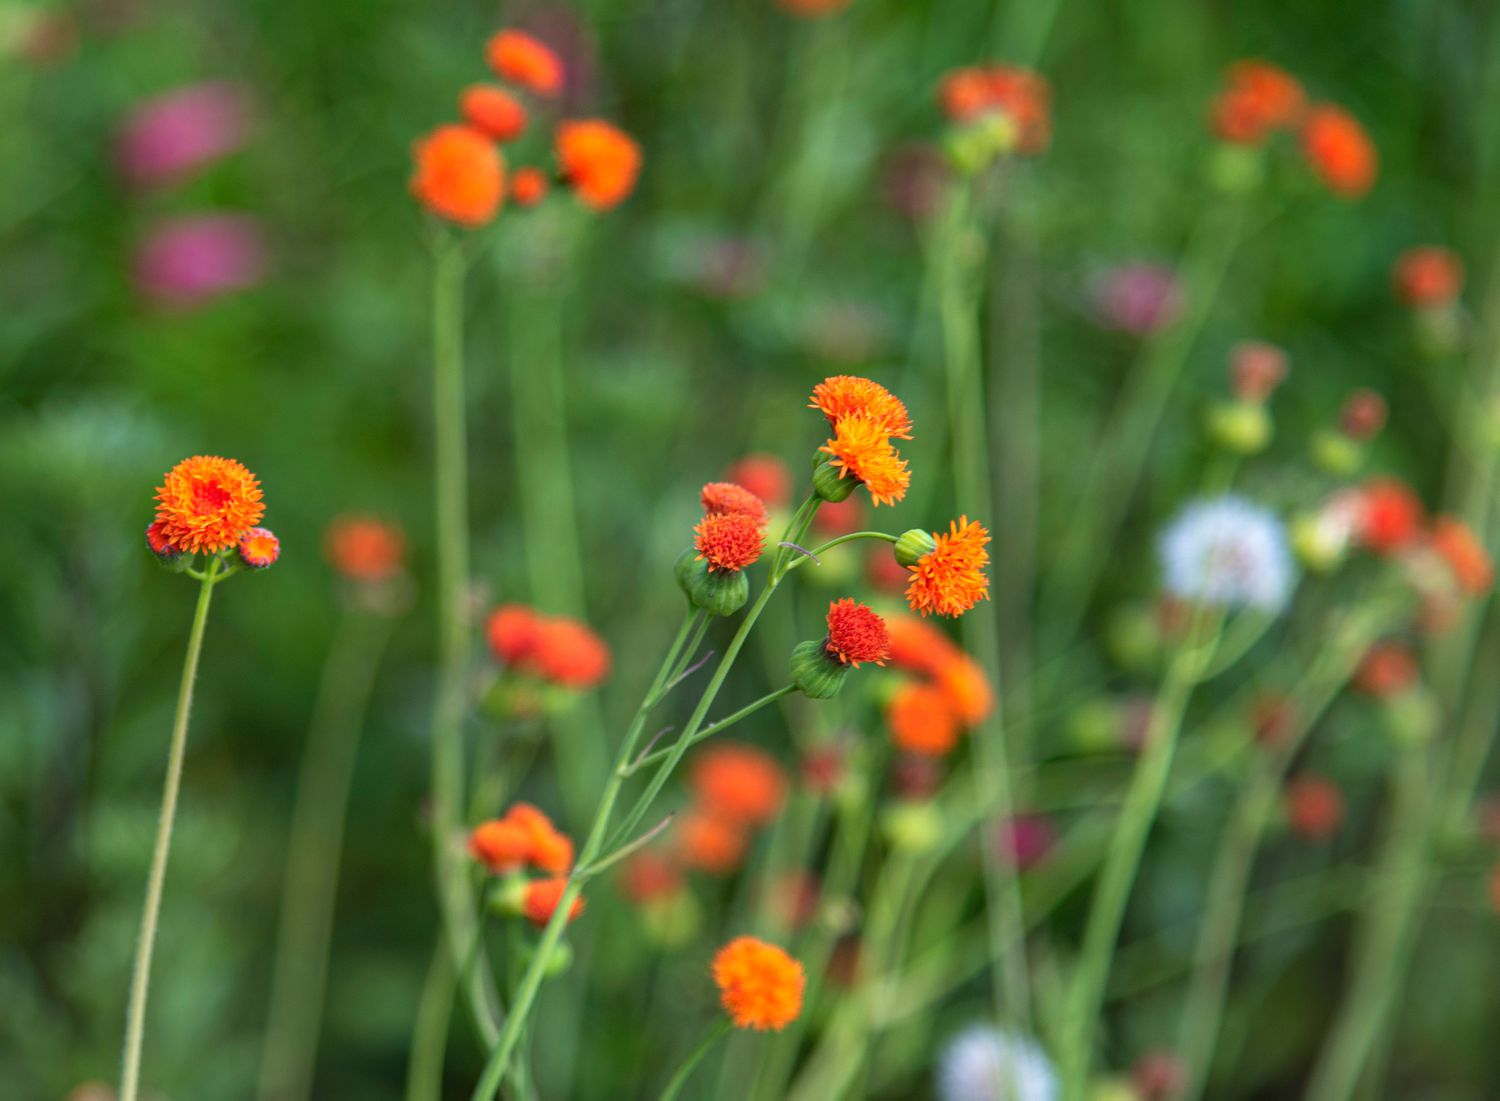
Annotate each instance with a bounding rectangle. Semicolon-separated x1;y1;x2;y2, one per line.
487;604;543;664
530;616;612;688
701;481;769;527
820;416;911;507
237;527;280;569
1301;103;1377;198
678;810;748;874
936;64;1051;154
556;119;642;210
690;743;787;826
324;516;404;583
485;29;564;96
694;511;765;573
153;455;265;554
469;802;575;874
711;936;806;1031
1357;478;1423;554
887;682;961;757
1355;641;1419;698
823;598;890;668
904;516;992;617
522;877;585;928
1209;60;1305;144
410;124;505;226
810;375;914;439
460;84;528;143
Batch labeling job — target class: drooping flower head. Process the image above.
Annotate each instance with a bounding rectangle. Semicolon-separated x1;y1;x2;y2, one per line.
690;742;787;826
694;511;765;572
410;124;505;226
810;375;914;439
459;84;528;142
824;598;890;667
1393;246;1464;309
906;517;992;618
937;1026;1058;1101
556;120;641;210
522;877;585;928
887;682;961;756
237;527;280;569
325;516;404;582
712;936;806;1031
1301;104;1377;199
1158;495;1297;613
153;455;265;554
701;481;769;527
485;30;564;96
820;416;911;506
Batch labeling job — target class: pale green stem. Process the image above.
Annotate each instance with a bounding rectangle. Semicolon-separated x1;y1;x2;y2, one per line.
119;554;222;1101
659;1019;734;1101
622;685;798;776
405;941;456;1101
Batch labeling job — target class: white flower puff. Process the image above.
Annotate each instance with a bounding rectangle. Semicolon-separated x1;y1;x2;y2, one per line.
937;1025;1059;1101
1158;494;1297;613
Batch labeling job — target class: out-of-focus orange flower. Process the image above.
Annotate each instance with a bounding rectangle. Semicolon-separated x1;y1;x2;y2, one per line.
1355;641;1419;698
712;936;805;1031
691;742;787;826
935;653;994;724
868;545;911;592
726;454;792;509
823;598;890;667
410;124;505;226
812;496;864;538
1393;246;1464;309
776;0;851;16
153;455;265;554
937;64;1051;154
1301;104;1377;199
905;516;991;617
237;527;280;569
470;802;575;874
810;375;913;439
486;604;543;665
510;166;549;207
485;30;564;97
1210;60;1305;144
1431;517;1494;596
522;877;584;928
701;481;769;527
887;682;961;756
1357;478;1423;554
679;810;748;874
1340;389;1388;441
460;85;528;143
325;516;404;582
820;416;910;507
530;616;612;688
1230;341;1288;404
556;119;641;210
1285;774;1344;841
619;851;683;903
695;511;765;573
886;615;960;675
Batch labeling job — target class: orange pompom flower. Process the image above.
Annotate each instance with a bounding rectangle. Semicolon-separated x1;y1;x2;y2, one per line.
410;124;505;227
556;119;641;211
678;810;748;874
701;481;769;527
905;516;992;617
726;454;792;509
1393;247;1464;309
820;416;911;507
324;516;404;582
531;616;612;688
711;936;806;1031
1301;104;1377;199
486;604;543;664
691;742;787;826
810;375;913;439
887;682;961;756
153;455;265;554
510;166;549;207
695;511;765;572
1431;517;1494;596
1357;479;1423;554
485;30;564;97
522;877;585;928
1210;60;1304;144
237;527;280;569
460;84;528;143
886;615;960;675
937;65;1051;154
469;819;534;872
823;598;890;667
935;652;995;724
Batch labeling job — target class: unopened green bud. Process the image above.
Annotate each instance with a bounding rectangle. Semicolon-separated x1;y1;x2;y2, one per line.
676;550;750;617
1206;142;1264;195
1312;429;1364;476
894;528;937;568
487;874;529;918
790;638;848;700
1291;512;1348;574
882;802;944;853
1206;401;1272;454
812;459;857;503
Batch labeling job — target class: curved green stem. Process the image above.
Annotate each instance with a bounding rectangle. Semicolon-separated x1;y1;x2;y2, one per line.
659;1019;733;1101
791;530;898;564
622;685;797;776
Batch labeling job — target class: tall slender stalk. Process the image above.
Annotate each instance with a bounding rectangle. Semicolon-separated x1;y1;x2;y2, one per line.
119;554;222;1101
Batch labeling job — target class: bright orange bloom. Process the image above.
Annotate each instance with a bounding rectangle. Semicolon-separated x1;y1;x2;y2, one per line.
460;84;528;143
678;810;747;874
701;481;769;527
469;819;533;872
810;376;913;439
1285;774;1344;841
823;598;889;667
237;527;280;569
905;517;991;617
694;511;765;572
1393;246;1464;308
1301;104;1377;199
886;615;960;675
691;742;787;826
410;124;505;226
1210;60;1305;144
712;936;806;1031
937;65;1051;154
510;166;549;207
505;802;576;872
619;852;683;903
726;454;792;509
325;517;404;582
556;119;641;210
935;652;995;724
153;455;265;554
485;30;564;96
531;616;612;688
486;604;543;664
1431;517;1494;596
1357;479;1423;554
777;0;851;16
887;682;961;756
820;416;910;507
1355;641;1419;698
522;877;585;928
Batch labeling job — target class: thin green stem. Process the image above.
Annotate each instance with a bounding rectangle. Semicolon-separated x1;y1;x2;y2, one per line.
792;530;898;563
622;685;797;776
119;555;222;1101
405;941;456;1101
659;1019;734;1101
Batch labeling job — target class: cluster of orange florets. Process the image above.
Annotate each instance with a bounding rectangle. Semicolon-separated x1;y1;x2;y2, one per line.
812;375;912;507
904;516;992;618
410;28;641;227
324;515;405;583
882;616;994;757
469;803;584;928
669;742;788;876
485;603;612;688
823;598;890;667
711;935;805;1031
1208;60;1377;199
148;455;281;572
936;63;1052;155
693;480;768;573
1392;246;1464;310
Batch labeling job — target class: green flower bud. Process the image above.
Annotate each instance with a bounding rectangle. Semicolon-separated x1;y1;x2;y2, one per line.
882;802;944;853
894;528;937;568
676;550;750;617
1290;512;1348;574
1205;401;1272;454
1311;428;1364;476
1206;142;1265;195
812;459;857;503
517;937;574;978
790;638;849;700
486;873;529;919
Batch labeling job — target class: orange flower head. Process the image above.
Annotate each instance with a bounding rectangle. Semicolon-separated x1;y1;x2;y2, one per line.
695;511;765;573
325;516;404;582
905;516;991;617
556;119;641;211
522;877;585;928
1301;104;1377;199
726;454;792;509
812;495;864;538
510;166;549;208
983;65;1052;154
887;682;961;756
485;30;564;97
1393;247;1463;308
810;375;913;439
237;527;280;569
820;416;911;507
619;852;683;903
1431;517;1494;596
531;616;611;688
678;810;748;874
823;598;890;667
460;85;528;143
712;936;805;1031
1357;479;1423;554
1285;774;1344;841
691;742;787;826
776;0;852;16
486;604;543;665
935;652;995;724
153;455;265;554
469;818;533;872
410;124;505;226
1212;60;1304;143
1210;84;1272;144
701;481;769;527
480;802;576;874
145;520;180;560
1355;641;1419;698
886;615;960;675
